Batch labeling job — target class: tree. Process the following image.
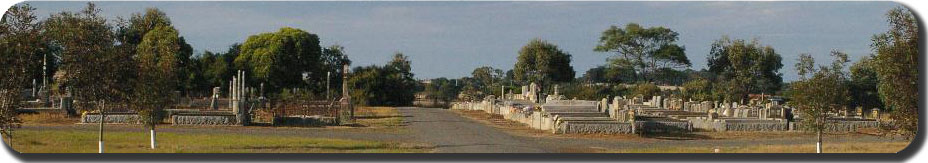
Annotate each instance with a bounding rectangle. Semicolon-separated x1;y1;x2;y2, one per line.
192;43;242;95
681;77;715;102
0;3;44;143
43;2;132;153
422;78;461;106
871;7;918;138
707;37;783;102
236;27;323;93
383;53;417;106
44;2;131;110
631;82;661;99
848;56;882;112
471;66;503;87
513;39;575;85
133;25;183;149
347;53;417;106
116;8;193;95
321;45;352;99
470;66;504;95
789;51;851;153
594;23;690;82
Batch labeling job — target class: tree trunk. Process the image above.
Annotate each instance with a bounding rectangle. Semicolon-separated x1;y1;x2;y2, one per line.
817;129;823;153
817;116;823;153
98;101;105;153
150;127;156;149
150;114;157;149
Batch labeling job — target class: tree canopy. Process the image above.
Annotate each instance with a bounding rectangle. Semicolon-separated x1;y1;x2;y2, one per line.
707;37;783;102
594;23;690;82
513;39;575;85
348;53;417;106
1;3;45;137
43;3;134;109
236;27;323;93
871;7;918;138
134;25;183;126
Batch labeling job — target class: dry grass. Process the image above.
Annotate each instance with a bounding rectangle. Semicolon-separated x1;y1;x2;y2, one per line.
353;107;404;128
603;141;911;153
18;112;78;124
5;128;431;153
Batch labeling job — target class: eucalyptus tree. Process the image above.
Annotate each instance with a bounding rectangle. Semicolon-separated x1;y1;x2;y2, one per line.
43;2;131;153
513;39;575;86
0;3;44;144
789;51;851;153
134;25;184;149
707;37;783;102
594;23;690;82
871;7;918;138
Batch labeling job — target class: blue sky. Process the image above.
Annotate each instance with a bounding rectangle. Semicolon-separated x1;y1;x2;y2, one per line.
21;1;902;81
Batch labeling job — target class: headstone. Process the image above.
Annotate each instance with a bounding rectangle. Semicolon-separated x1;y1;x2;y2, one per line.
601;97;609;112
209;87;220;110
855;107;863;118
870;108;881;120
708;109;718;120
722;108;733;117
625;109;637;123
553;84;559;97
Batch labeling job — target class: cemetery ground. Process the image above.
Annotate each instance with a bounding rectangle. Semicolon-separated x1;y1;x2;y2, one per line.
451;109;911;153
6;107;431;153
4;107;911;153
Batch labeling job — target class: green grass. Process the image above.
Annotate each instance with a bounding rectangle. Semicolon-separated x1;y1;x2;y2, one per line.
5;129;431;153
603;142;910;153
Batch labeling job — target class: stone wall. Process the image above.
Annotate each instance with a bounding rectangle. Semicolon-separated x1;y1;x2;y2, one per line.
558;121;634;134
793;120;881;133
635;121;692;133
273;115;337;127
81;113;141;124
724;120;788;131
172;114;237;125
689;118;789;132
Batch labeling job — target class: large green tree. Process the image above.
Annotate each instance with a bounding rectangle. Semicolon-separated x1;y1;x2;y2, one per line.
707;37;783;102
116;8;193;94
348;53;417;106
133;25;183;149
470;66;504;95
236;27;323;93
871;7;918;138
0;3;44;140
321;45;352;99
513;39;575;85
594;23;690;82
848;56;882;112
191;44;241;95
44;3;133;110
789;51;851;153
421;78;462;106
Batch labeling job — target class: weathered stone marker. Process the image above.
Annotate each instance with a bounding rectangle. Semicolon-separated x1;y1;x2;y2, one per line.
209;87;220;110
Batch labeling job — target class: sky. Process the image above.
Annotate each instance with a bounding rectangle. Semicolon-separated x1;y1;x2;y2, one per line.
19;1;902;81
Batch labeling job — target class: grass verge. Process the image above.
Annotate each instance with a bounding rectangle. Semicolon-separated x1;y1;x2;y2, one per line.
5;128;431;153
353;107;405;128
